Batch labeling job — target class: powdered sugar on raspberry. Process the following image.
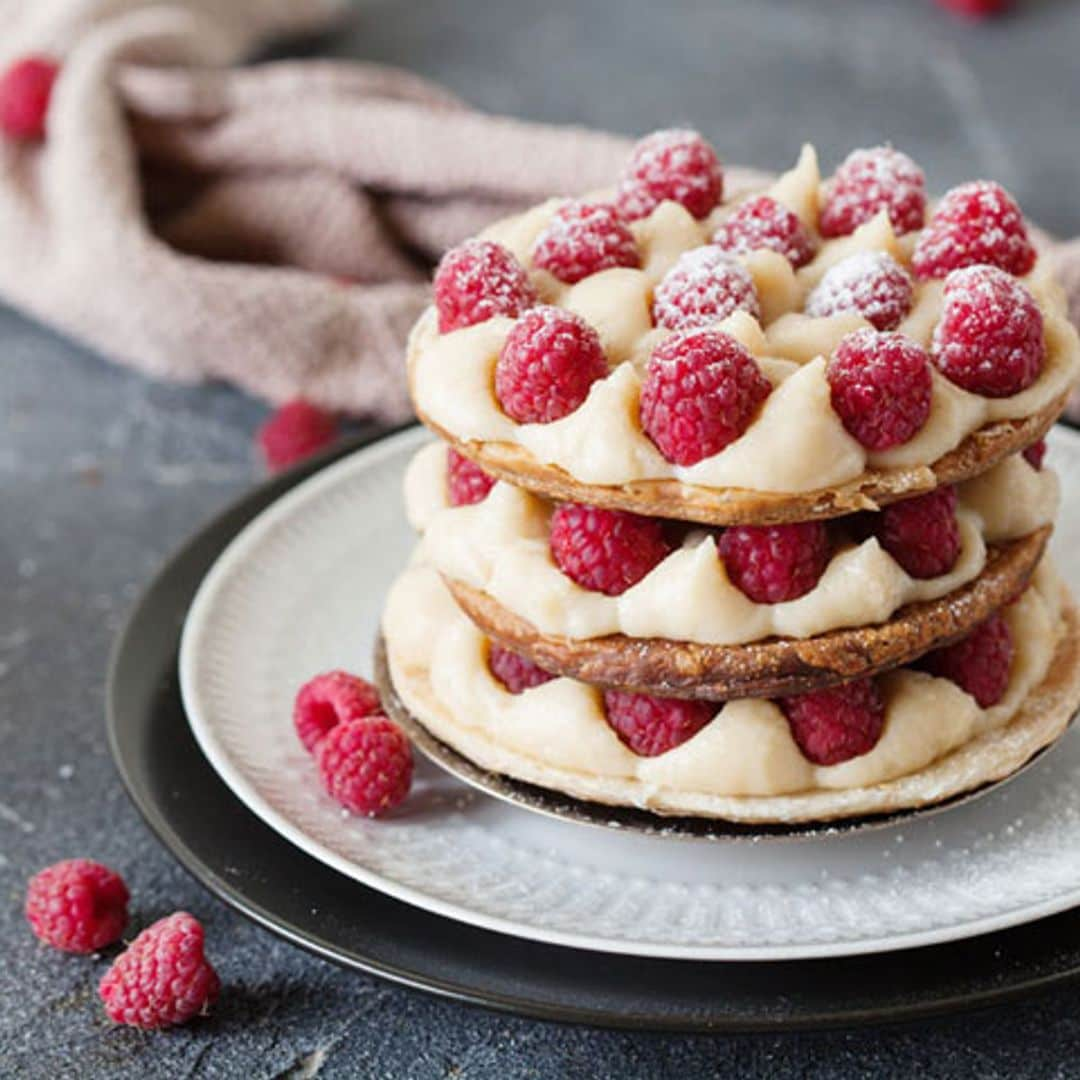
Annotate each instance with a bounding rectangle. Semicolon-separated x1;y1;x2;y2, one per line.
615;129;724;221
434;240;537;333
820;146;926;238
653;246;760;331
931;264;1044;397
913;180;1036;279
531;200;640;284
713;195;816;268
805;251;913;331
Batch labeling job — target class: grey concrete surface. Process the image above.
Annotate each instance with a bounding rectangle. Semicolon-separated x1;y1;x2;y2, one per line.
4;1;1080;1076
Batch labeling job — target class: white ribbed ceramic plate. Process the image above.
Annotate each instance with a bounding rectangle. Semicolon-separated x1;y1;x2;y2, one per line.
179;425;1080;961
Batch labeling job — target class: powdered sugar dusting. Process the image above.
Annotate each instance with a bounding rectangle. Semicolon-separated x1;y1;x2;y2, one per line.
616;128;724;221
805;251;914;331
434;239;537;333
532;200;640;284
713;195;816;268
931;264;1045;396
913;180;1036;279
653;245;761;330
820;146;926;238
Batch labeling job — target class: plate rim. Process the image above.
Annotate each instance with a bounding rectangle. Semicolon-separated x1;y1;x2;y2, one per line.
178;424;1080;960
104;423;1080;1031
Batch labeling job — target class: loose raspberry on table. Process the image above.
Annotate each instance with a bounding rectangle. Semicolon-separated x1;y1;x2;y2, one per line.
293;670;383;754
0;57;58;142
779;679;886;766
447;448;496;506
99;913;219;1029
712;195;816;269
549;503;672;596
921;613;1014;707
934;0;1011;14
532;200;640;284
1023;438;1047;470
433;240;537;333
25;859;129;954
827;329;933;450
931;264;1044;398
912;181;1036;279
718;521;831;604
257;400;339;472
494;306;608;424
819;146;927;238
615;128;724;221
652;246;761;331
640;329;772;466
488;644;555;693
317;716;413;816
875;486;961;579
602;690;715;756
805;251;913;331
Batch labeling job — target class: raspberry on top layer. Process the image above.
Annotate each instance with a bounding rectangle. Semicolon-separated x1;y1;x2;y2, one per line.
412;134;1078;497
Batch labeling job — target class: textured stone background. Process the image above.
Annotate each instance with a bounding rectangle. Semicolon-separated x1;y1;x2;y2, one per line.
5;1;1080;1076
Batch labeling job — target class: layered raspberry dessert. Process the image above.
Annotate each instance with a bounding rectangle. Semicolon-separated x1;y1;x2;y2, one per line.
379;131;1080;823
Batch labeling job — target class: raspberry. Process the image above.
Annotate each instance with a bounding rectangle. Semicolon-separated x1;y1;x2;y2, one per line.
652;246;761;331
488;644;555;693
934;0;1011;19
25;859;128;954
293;671;382;754
875;486;961;579
1023;438;1047;470
447;447;496;506
433;240;537;333
713;195;816;268
495;306;608;424
602;690;714;756
257;400;338;472
805;251;913;331
532;200;640;284
913;181;1036;279
615;129;724;221
779;679;886;766
819;146;926;239
921;613;1014;707
718;521;831;604
0;57;58;142
639;329;772;466
99;913;219;1029
827;329;933;450
316;716;413;816
549;503;672;596
931;265;1044;398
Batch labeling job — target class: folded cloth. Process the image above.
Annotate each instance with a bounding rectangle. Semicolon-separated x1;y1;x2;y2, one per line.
0;1;1075;423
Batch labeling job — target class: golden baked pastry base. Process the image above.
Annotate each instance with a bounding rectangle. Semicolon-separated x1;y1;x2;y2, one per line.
376;588;1080;827
418;392;1068;527
446;526;1051;700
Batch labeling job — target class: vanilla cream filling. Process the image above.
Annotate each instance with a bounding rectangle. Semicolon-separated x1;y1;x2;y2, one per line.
406;444;1057;646
411;145;1080;494
384;559;1063;797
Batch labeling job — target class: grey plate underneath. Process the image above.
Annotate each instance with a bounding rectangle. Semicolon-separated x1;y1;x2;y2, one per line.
107;427;1080;1031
